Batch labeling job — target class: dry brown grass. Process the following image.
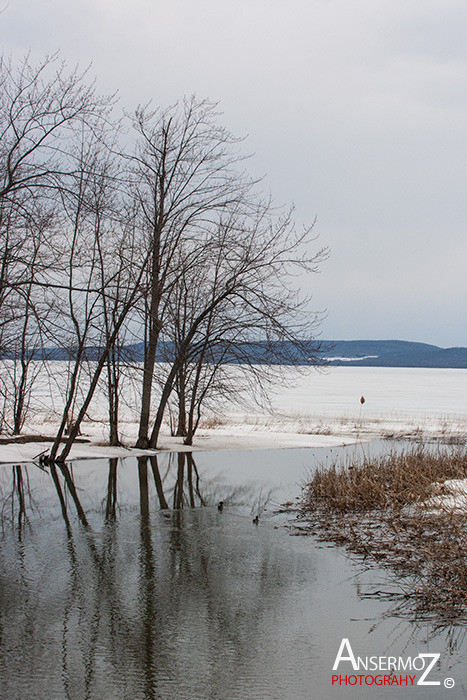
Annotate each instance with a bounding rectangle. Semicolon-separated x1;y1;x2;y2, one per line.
197;416;226;429
299;446;467;623
306;447;467;513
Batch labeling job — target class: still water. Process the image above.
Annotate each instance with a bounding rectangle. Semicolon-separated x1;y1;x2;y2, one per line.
1;444;466;699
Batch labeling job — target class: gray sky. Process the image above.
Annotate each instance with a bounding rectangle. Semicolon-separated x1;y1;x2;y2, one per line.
2;0;466;346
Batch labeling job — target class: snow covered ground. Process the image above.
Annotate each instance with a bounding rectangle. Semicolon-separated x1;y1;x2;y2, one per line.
426;479;467;513
1;364;466;464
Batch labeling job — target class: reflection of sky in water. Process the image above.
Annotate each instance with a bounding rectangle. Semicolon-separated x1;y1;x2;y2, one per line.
0;446;466;699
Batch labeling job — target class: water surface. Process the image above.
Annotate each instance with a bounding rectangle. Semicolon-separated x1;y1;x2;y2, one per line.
1;444;466;699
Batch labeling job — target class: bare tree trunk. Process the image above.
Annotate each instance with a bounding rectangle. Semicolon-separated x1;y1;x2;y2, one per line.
175;366;187;437
13;279;36;434
148;361;180;448
106;350;120;446
13;357;28;434
49;348;85;461
136;229;162;449
148;287;232;448
136;320;160;447
55;328;123;461
136;316;161;447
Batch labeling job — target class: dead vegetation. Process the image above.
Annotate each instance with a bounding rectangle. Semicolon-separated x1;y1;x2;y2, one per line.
197;416;226;429
298;446;467;623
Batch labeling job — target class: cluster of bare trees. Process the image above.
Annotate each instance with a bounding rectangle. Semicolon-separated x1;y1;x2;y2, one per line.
0;54;326;462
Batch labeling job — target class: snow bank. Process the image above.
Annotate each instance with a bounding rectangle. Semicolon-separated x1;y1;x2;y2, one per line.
1;364;466;464
426;479;467;513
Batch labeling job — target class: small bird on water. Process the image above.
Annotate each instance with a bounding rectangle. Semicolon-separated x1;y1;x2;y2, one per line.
253;515;259;525
217;501;224;511
360;396;365;405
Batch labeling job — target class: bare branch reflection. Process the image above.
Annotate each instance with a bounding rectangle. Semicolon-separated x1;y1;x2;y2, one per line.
0;453;463;699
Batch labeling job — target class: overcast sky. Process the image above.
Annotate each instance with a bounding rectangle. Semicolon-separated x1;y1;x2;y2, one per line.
2;0;466;346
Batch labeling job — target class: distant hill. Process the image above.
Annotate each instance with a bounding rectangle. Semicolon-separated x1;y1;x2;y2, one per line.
7;339;467;368
320;340;467;368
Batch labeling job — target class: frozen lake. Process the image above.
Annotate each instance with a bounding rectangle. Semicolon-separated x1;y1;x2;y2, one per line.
270;366;467;417
1;365;466;463
1;444;467;699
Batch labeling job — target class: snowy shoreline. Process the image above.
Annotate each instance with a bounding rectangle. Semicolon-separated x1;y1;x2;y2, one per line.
0;410;465;465
1;365;466;465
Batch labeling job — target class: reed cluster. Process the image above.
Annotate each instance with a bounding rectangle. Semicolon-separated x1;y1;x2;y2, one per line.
300;446;467;622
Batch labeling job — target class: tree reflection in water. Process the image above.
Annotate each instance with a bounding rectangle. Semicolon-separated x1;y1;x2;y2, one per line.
1;453;466;699
0;454;301;700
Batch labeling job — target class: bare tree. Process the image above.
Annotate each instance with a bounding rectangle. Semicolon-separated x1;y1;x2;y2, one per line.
127;97;253;448
0;53;111;203
0;189;59;433
146;206;327;448
0;53;327;456
46;138;150;462
0;54;113;437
